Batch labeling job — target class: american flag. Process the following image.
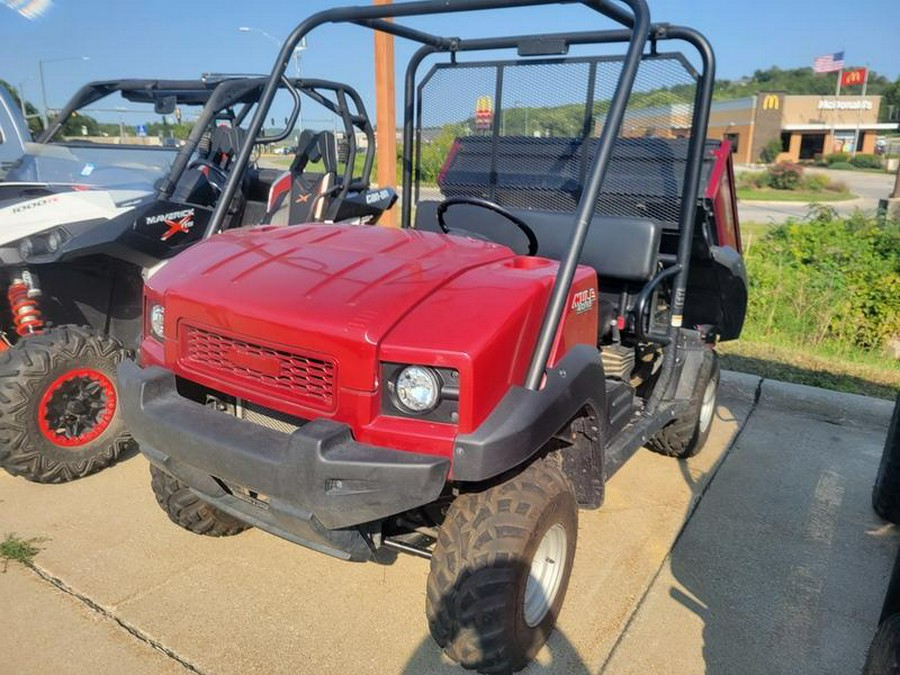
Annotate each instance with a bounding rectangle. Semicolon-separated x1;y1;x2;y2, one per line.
813;51;845;73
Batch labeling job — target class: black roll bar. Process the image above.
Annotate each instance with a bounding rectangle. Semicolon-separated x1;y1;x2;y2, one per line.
524;0;649;390
202;0;645;242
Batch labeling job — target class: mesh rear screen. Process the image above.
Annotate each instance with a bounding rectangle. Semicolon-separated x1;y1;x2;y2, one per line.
417;54;698;224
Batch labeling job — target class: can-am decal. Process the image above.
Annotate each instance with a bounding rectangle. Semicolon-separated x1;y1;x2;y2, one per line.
570;288;597;314
145;208;196;241
366;188;392;205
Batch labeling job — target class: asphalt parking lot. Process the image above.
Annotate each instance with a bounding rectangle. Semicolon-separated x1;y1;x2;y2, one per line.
1;373;896;674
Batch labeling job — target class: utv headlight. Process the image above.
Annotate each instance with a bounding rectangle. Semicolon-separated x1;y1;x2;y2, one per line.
394;365;440;413
149;304;165;340
18;228;68;261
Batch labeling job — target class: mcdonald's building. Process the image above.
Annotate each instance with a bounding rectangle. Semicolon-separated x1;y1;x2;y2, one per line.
707;92;897;164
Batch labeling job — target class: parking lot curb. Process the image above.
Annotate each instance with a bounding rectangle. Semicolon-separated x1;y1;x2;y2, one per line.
757;377;894;429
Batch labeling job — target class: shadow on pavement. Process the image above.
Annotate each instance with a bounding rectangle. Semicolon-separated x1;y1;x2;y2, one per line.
662;394;897;674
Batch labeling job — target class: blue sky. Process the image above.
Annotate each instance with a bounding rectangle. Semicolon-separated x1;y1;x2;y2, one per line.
2;0;898;122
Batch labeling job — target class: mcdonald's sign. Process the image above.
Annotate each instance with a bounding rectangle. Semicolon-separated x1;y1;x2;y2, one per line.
761;94;780;111
474;95;494;131
841;67;867;87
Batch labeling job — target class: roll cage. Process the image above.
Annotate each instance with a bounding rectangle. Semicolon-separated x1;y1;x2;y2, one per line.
36;75;376;207
201;0;716;415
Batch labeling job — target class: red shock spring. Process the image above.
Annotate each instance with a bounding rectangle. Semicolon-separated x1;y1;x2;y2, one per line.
8;281;44;337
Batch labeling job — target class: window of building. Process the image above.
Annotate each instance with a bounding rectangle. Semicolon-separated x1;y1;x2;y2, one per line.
724;132;739;153
780;132;791;152
799;133;826;160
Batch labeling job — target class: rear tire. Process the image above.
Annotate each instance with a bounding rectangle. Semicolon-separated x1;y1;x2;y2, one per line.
149;465;250;537
872;393;900;524
648;349;719;459
426;455;577;673
0;325;135;483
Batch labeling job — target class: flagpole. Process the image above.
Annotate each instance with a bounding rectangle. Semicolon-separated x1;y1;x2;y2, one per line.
852;66;869;158
832;66;843;154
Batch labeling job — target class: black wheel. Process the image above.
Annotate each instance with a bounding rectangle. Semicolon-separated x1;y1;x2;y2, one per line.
149;465;250;537
863;613;900;675
0;325;135;483
648;349;720;459
873;393;900;523
426;454;577;673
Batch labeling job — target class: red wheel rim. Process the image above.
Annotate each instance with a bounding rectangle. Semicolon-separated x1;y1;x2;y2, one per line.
37;368;117;447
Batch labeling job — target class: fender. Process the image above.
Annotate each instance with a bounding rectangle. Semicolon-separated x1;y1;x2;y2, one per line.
451;344;607;482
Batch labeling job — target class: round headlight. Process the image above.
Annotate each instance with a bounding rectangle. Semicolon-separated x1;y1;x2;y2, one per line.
149;304;165;340
46;230;63;253
18;238;33;260
395;366;440;413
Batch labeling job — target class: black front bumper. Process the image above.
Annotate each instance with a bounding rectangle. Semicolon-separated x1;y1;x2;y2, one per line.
118;361;450;561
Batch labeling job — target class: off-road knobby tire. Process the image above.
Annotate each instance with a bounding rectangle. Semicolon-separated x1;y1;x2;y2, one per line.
873;393;900;524
648;349;720;459
863;612;900;675
426;455;578;674
0;325;135;483
150;465;250;537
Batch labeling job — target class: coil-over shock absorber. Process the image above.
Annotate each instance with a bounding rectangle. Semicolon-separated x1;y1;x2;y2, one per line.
7;269;45;339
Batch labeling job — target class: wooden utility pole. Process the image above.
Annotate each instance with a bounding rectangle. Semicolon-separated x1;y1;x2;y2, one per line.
374;0;398;226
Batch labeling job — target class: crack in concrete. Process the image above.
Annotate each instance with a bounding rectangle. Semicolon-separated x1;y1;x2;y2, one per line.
599;375;765;673
23;561;206;675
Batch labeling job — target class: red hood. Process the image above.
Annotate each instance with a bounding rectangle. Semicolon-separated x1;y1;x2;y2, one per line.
150;224;514;393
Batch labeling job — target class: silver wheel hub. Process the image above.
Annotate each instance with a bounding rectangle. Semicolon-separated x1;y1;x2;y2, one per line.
524;523;568;627
698;376;717;434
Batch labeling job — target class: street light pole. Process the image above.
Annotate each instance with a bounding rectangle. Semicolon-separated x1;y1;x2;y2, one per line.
238;26;306;78
38;56;90;131
38;59;48;130
17;78;31;120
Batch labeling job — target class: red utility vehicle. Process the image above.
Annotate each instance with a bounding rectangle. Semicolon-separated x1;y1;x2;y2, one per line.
120;1;746;671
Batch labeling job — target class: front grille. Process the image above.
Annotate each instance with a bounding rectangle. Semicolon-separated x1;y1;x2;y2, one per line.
181;325;336;410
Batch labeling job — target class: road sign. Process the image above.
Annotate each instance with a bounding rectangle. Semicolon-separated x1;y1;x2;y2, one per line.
136;124;147;137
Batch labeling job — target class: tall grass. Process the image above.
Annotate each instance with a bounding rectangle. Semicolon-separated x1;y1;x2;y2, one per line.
742;206;900;356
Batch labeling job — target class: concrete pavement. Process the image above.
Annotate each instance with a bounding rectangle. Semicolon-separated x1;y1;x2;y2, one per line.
0;373;895;674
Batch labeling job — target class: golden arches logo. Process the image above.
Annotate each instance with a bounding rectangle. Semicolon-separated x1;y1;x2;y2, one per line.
762;94;780;111
844;70;864;84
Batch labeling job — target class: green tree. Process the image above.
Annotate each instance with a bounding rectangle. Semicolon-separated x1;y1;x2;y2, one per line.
0;78;44;135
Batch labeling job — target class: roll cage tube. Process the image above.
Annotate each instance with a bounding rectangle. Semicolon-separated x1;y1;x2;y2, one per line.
160;76;363;200
203;0;650;245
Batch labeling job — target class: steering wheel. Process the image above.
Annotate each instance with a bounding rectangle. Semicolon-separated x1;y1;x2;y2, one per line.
436;196;538;256
187;159;230;194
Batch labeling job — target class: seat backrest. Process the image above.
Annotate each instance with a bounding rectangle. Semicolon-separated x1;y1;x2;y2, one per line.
414;200;661;283
264;130;340;225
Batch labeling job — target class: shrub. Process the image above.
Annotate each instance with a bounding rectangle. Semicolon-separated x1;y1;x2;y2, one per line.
737;170;769;190
851;153;883;169
828;161;855;171
825;179;849;193
744;208;900;353
767;162;804;190
824;152;850;165
803;173;830;192
759;138;783;164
